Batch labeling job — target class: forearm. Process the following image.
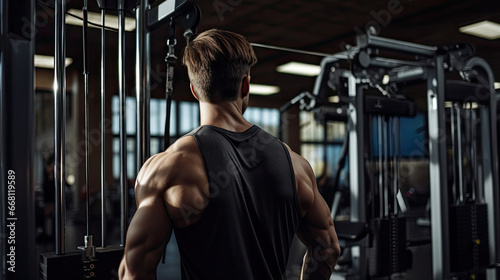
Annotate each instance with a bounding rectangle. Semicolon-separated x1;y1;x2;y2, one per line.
300;245;340;280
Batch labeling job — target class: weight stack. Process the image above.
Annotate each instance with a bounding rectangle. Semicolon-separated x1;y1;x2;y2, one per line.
450;204;489;273
369;216;407;277
40;252;84;280
40;246;124;279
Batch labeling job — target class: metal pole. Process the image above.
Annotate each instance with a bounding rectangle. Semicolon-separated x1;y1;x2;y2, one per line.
469;106;477;202
0;0;4;269
136;0;150;169
377;116;383;218
145;25;152;153
83;0;91;239
54;0;67;255
357;34;437;57
100;9;107;248
427;57;450;279
118;7;128;246
347;72;367;279
251;42;334;57
450;106;457;204
382;117;389;217
486;79;500;272
136;2;144;167
0;3;5;274
455;104;464;203
393;117;399;215
482;104;500;273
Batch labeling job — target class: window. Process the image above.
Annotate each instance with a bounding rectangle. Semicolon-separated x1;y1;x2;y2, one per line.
299;111;347;177
111;97;137;179
112;97;199;179
243;107;280;137
112;97;280;179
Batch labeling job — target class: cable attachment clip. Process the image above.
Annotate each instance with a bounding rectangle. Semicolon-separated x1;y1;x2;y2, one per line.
78;235;96;259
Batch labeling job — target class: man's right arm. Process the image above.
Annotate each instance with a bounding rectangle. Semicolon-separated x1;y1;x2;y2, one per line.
287;149;341;280
298;176;340;279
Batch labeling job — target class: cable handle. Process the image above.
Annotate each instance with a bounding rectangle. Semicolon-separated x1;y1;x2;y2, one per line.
164;19;177;150
165;20;178;98
165;43;177;98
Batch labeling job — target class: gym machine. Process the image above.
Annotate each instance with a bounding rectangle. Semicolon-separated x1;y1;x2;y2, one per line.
38;0;201;279
287;29;499;279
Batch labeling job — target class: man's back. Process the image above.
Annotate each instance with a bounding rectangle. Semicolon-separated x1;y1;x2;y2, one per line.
173;125;301;279
119;29;339;280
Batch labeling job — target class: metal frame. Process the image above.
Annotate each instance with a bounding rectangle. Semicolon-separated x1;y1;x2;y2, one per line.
346;71;368;279
1;0;199;278
1;0;37;278
426;56;451;279
100;8;107;248
477;60;500;273
136;0;151;170
318;33;499;279
118;5;128;247
54;0;67;255
0;0;6;274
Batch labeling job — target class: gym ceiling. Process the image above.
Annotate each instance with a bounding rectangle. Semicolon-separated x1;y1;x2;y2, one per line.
34;0;500;109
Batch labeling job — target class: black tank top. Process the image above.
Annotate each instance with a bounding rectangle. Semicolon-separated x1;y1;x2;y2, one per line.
173;125;302;280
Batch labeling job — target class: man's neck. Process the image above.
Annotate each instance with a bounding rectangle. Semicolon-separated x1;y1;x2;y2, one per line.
199;101;252;132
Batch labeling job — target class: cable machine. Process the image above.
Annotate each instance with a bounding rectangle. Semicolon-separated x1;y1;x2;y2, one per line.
281;28;499;279
325;31;499;279
39;0;201;279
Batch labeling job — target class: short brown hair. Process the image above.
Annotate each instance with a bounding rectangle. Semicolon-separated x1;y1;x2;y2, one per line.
183;29;257;102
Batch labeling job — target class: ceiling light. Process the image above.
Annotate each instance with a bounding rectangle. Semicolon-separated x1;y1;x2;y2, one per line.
249;84;280;95
382;75;390;85
328;96;339;103
66;9;136;31
495;82;500;89
459;20;500;40
34;54;73;68
276;62;321;77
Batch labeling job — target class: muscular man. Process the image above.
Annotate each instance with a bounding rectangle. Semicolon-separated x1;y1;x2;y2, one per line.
119;29;340;280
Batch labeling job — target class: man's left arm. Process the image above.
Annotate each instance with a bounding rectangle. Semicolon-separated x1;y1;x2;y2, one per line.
119;156;172;280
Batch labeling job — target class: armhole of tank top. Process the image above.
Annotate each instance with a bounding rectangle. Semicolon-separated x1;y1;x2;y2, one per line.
279;141;303;219
173;133;212;232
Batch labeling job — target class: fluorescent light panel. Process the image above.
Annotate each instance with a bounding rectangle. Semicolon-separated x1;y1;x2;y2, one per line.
459;20;500;40
276;62;321;77
34;54;73;68
66;9;136;31
495;82;500;90
249;84;280;95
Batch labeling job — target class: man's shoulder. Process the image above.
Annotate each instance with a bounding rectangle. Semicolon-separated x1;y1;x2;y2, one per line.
282;142;313;173
168;135;200;155
136;136;203;192
155;136;202;174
